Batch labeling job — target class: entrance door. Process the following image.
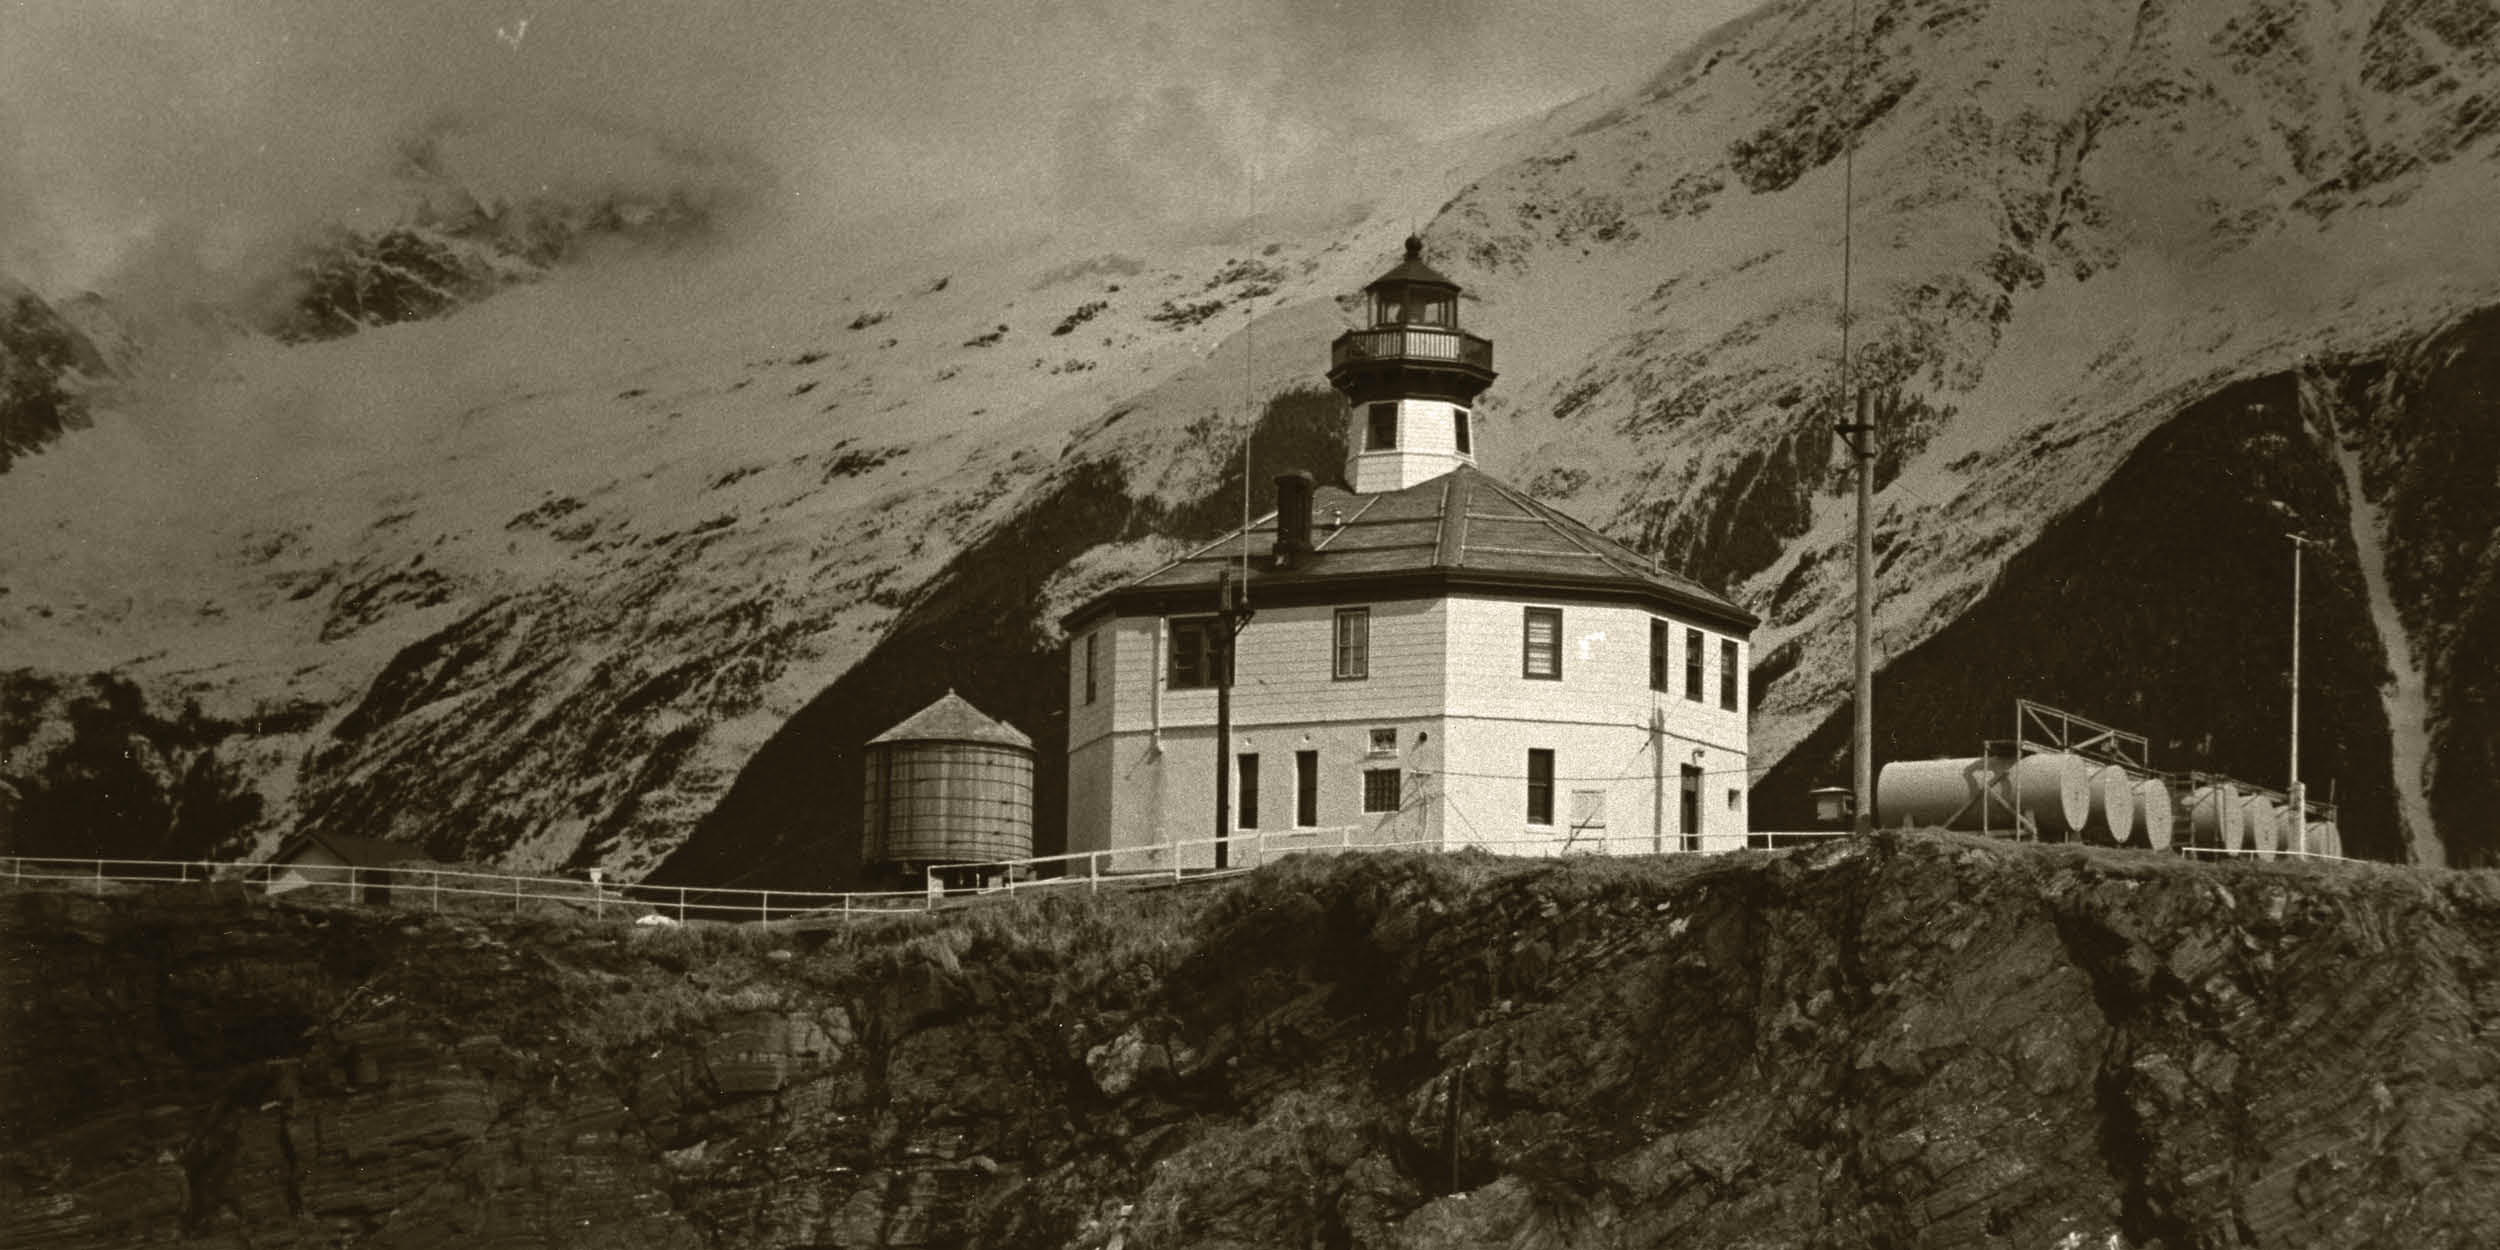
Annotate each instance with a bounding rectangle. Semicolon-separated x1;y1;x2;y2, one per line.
1680;764;1703;852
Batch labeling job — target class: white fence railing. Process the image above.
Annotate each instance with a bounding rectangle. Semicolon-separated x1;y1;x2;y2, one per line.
1;827;2351;926
0;856;929;924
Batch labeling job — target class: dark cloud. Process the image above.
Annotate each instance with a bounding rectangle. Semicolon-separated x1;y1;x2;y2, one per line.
0;0;1759;301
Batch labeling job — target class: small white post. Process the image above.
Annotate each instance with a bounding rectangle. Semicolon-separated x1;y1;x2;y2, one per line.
1089;853;1100;894
761;890;771;926
512;873;522;915
677;886;687;923
94;861;104;896
590;868;605;920
431;871;441;914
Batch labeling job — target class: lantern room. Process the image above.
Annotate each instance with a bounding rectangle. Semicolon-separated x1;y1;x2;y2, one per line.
1365;235;1461;328
1327;235;1497;492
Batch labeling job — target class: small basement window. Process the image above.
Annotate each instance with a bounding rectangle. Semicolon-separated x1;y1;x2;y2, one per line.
1363;768;1401;813
1368;727;1397;755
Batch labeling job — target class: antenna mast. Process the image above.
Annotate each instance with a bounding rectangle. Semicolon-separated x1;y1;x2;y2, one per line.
1836;0;1876;836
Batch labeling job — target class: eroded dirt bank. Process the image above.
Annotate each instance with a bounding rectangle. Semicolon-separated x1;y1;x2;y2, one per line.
5;834;2497;1248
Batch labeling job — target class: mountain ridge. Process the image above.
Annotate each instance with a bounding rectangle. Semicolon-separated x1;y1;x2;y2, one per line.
3;0;2496;873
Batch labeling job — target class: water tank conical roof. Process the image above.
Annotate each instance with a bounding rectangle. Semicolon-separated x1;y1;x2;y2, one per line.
867;690;1033;749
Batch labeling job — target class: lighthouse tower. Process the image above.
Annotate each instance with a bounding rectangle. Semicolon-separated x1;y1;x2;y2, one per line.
1326;236;1497;493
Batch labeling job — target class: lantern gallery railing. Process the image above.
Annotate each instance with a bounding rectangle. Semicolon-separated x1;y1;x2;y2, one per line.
1329;326;1493;372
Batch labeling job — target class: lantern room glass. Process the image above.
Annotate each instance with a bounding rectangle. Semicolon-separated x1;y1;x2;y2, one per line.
1372;290;1455;328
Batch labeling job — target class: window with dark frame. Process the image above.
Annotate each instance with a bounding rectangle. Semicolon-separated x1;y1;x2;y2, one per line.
1512;751;1547;829
1082;631;1097;704
1720;638;1739;710
1295;750;1319;827
1238;753;1259;828
1523;606;1563;680
1368;402;1398;450
1454;407;1471;454
1334;607;1370;680
1684;627;1704;701
1168;618;1219;689
1649;618;1668;692
1363;768;1401;813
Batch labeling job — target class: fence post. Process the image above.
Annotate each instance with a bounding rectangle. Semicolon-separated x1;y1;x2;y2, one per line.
432;871;440;914
761;890;771;927
678;887;687;923
843;894;852;919
513;873;521;915
1089;853;1100;894
94;861;104;896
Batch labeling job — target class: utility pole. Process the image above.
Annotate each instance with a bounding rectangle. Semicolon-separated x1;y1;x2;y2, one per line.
1212;568;1254;868
1840;390;1876;835
2287;532;2312;833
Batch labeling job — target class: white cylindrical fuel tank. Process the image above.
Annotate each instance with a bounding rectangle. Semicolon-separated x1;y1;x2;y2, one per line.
2130;777;2174;850
2240;794;2280;858
1876;758;2014;831
2315;822;2343;859
2011;753;2092;839
2083;766;2135;846
2186;783;2243;851
2296;820;2331;857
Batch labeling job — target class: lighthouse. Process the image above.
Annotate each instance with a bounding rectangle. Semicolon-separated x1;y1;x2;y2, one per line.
1063;233;1755;867
1326;235;1497;493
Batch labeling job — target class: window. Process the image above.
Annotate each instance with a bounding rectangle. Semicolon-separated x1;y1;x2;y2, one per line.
1368;402;1398;450
1570;789;1607;833
1454;407;1472;454
1363;768;1402;813
1368;727;1397;755
1082;631;1098;704
1526;749;1555;825
1649;618;1668;692
1523;607;1563;680
1168;618;1219;689
1238;754;1259;828
1727;787;1743;812
1680;764;1703;852
1295;750;1319;827
1335;607;1370;680
1720;638;1740;711
1684;627;1704;701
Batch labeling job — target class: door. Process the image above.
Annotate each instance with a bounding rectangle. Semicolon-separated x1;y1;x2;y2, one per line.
1680;764;1703;852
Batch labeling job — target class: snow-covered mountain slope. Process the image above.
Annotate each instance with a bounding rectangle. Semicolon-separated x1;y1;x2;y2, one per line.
5;0;2497;875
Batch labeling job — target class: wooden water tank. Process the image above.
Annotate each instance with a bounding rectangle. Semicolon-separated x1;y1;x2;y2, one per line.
861;690;1035;868
2083;765;2135;846
2129;777;2174;850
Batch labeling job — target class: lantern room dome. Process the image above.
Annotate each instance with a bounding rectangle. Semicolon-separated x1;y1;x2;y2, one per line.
1362;235;1462;328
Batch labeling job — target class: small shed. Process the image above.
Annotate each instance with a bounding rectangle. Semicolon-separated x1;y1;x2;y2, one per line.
862;690;1034;888
265;832;431;903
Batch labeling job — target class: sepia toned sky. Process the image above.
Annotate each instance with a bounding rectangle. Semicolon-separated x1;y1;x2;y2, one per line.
0;0;1762;301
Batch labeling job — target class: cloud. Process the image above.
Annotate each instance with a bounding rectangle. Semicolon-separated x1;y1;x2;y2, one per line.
0;0;1762;304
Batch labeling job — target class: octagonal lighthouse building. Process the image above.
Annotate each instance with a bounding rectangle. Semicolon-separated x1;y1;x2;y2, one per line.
1063;237;1758;868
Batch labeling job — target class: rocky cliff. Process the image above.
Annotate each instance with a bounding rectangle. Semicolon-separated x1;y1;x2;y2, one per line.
4;0;2498;877
7;835;2499;1249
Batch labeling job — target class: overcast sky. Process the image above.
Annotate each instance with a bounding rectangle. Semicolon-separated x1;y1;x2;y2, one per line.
2;0;1763;301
